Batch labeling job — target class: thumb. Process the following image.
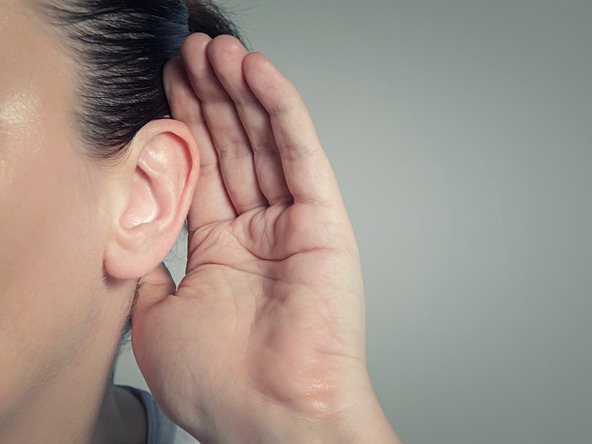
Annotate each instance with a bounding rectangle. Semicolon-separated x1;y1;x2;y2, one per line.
131;262;177;324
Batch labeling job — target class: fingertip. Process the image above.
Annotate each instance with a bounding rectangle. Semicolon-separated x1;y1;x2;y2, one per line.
242;51;268;71
186;32;213;45
242;52;269;88
208;34;246;56
243;52;286;87
207;34;248;78
243;52;298;115
180;32;212;61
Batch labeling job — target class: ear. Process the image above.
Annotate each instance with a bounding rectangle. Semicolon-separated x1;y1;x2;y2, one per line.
103;119;199;280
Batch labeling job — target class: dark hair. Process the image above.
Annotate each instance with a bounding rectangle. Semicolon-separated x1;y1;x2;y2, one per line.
39;0;243;161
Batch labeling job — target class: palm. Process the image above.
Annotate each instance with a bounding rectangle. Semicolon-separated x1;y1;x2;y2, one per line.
181;207;359;398
131;34;367;439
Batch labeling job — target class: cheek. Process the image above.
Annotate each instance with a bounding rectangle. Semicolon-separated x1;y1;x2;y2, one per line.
0;118;106;414
0;4;114;416
0;142;102;315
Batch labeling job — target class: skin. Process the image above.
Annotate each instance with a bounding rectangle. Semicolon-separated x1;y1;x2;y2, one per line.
0;0;113;439
1;0;401;442
134;34;402;443
1;1;197;442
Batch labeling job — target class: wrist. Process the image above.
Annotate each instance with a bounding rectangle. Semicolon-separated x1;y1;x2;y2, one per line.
197;380;401;444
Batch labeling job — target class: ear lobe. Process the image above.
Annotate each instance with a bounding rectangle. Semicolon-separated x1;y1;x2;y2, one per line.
103;119;199;281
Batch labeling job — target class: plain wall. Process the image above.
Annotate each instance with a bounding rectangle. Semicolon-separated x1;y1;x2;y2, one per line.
115;1;592;442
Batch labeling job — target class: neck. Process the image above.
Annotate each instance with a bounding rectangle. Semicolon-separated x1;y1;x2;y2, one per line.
0;333;111;443
0;282;145;444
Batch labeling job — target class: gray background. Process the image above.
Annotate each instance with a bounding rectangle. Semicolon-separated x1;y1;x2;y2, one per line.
115;1;592;442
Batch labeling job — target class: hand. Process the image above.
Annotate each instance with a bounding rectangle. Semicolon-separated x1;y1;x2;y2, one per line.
131;33;400;443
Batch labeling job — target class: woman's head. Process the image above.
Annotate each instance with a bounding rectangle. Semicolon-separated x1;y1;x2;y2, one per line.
0;0;238;427
40;0;242;161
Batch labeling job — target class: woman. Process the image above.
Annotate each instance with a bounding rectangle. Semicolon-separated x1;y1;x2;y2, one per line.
0;0;401;442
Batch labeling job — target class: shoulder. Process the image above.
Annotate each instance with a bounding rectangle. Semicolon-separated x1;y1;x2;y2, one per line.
116;385;200;444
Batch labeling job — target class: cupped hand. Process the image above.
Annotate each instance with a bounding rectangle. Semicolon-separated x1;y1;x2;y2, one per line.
131;33;399;443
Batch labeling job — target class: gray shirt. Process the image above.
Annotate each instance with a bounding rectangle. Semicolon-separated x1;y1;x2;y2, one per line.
118;385;200;444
